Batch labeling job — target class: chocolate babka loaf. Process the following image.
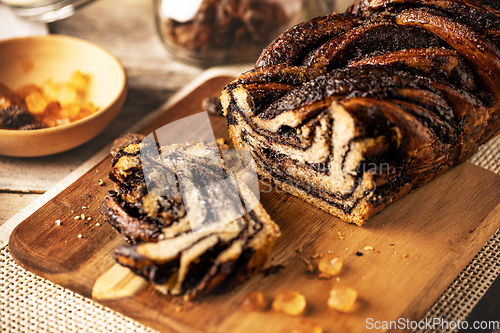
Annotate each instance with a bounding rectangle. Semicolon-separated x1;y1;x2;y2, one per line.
221;0;500;225
101;134;280;299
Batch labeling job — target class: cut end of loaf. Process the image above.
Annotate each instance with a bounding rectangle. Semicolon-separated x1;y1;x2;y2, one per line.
225;95;411;225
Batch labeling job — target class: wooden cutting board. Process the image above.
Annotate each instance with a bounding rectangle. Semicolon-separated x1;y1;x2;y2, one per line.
9;75;500;333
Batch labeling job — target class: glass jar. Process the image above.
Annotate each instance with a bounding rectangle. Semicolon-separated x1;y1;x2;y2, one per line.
154;0;333;67
1;0;96;23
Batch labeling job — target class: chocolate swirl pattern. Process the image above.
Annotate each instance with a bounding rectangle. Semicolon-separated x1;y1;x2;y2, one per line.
101;135;280;299
221;0;500;225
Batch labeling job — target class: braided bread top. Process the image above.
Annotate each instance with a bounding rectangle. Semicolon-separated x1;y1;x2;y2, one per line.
224;0;500;189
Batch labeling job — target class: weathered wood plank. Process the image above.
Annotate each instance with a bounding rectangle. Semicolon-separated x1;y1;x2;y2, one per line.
0;193;41;227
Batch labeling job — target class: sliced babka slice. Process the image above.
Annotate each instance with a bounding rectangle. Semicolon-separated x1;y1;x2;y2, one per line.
101;135;280;299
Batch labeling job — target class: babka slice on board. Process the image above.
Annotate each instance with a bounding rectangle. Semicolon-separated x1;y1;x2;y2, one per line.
101;134;280;300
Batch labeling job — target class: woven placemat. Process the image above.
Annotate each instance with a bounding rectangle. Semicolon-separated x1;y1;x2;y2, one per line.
1;135;499;333
0;246;158;333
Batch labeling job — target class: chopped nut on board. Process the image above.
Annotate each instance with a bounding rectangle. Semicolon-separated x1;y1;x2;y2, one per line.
318;253;343;276
327;285;357;313
242;291;266;311
272;290;306;316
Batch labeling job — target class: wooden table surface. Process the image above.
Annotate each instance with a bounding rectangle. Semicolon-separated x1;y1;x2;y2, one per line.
1;0;498;331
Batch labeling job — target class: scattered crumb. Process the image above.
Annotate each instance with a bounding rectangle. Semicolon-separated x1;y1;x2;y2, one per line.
81;214;85;219
304;264;315;274
87;217;92;221
242;290;266;311
74;216;80;220
355;251;363;257
300;257;311;266
389;243;395;246
82;206;87;209
300;257;315;274
70;210;75;213
261;264;285;276
402;253;409;259
55;219;61;226
363;246;374;251
394;251;398;255
95;223;101;226
175;306;182;313
98;180;105;186
295;246;303;254
318;273;332;280
337;231;345;240
77;234;83;238
310;253;323;259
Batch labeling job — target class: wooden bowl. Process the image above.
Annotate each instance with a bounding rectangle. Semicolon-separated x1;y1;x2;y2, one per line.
0;35;127;157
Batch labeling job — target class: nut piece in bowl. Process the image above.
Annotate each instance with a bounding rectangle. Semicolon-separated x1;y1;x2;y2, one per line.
0;35;127;157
